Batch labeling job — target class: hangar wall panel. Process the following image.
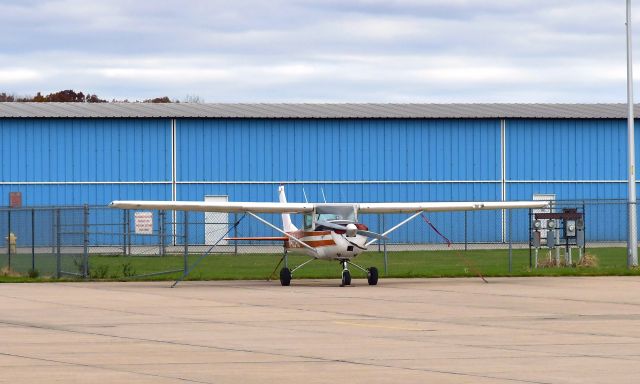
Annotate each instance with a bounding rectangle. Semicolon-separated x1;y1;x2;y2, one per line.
506;119;632;181
0;118;171;182
176;118;501;182
0;184;171;206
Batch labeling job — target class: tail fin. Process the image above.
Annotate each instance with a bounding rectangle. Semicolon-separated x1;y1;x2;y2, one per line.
279;185;298;232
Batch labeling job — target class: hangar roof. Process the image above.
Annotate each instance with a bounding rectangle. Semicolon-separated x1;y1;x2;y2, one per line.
0;102;639;119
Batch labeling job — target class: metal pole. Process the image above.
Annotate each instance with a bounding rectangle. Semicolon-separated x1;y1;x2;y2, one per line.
464;211;468;252
122;209;127;255
377;214;382;252
7;209;11;270
183;211;189;274
508;209;513;273
31;208;35;272
83;204;89;278
528;209;533;269
51;209;55;254
233;213;238;256
56;209;61;278
382;214;388;275
127;210;132;256
158;211;166;256
627;0;639;267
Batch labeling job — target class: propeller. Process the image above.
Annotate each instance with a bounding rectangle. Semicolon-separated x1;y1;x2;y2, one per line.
315;220;388;240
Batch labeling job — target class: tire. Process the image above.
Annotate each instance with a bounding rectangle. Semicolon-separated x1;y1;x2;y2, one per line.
367;267;379;286
279;267;292;286
341;269;351;286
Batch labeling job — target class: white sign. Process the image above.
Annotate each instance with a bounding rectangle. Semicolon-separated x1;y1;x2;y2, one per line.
134;212;154;235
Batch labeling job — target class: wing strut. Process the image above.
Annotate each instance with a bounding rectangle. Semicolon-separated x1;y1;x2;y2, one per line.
247;212;319;256
365;211;424;247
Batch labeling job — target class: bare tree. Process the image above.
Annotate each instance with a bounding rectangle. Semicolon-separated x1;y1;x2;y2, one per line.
183;94;204;103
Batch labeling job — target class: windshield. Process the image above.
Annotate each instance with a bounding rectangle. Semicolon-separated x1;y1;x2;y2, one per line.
315;205;356;222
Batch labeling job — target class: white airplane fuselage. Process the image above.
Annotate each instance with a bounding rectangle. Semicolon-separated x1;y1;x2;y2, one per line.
284;229;368;260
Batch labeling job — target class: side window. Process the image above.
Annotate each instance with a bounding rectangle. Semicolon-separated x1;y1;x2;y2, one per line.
304;214;313;229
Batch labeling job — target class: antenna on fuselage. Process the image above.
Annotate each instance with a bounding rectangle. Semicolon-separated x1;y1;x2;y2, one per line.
302;188;309;203
320;188;327;203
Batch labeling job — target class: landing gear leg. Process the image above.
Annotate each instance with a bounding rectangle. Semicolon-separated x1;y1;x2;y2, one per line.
340;260;351;287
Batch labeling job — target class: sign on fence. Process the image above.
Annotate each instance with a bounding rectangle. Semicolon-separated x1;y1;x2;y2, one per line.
134;212;154;235
9;192;22;208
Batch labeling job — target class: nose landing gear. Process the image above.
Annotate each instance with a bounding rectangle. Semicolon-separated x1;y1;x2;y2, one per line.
340;261;351;287
339;260;378;287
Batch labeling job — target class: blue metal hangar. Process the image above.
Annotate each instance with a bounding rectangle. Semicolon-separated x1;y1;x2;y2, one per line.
0;102;636;242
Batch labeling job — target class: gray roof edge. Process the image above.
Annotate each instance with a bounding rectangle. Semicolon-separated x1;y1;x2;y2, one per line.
0;102;636;119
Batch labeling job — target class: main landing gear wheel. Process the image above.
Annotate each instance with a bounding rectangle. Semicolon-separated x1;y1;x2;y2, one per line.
341;269;351;287
367;267;379;285
279;267;291;286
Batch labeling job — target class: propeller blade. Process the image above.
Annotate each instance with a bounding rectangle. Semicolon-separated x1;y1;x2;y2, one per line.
315;220;387;240
315;220;347;231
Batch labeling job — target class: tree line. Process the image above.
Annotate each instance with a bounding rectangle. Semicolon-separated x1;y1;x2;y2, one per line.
0;90;201;103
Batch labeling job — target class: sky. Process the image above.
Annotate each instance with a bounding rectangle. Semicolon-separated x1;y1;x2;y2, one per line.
0;0;636;102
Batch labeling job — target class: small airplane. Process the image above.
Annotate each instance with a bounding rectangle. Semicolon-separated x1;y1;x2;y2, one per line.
110;186;548;287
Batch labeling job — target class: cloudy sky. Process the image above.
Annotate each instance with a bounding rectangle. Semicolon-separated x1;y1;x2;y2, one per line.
0;0;636;102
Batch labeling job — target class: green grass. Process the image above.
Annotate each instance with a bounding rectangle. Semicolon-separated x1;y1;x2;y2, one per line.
2;247;640;283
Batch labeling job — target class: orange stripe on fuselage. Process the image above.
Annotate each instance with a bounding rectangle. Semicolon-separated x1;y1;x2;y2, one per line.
303;239;336;247
286;230;332;238
284;230;336;248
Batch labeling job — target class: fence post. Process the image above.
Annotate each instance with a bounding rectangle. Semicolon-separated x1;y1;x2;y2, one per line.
508;208;513;273
127;210;132;256
159;210;166;256
31;208;35;272
7;209;11;270
83;204;89;278
51;209;56;254
56;209;61;278
183;211;189;274
122;209;128;255
378;214;382;252
382;214;388;275
464;211;468;252
233;213;238;256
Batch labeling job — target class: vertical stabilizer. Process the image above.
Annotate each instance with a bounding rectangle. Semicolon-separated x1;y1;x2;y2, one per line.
278;185;298;232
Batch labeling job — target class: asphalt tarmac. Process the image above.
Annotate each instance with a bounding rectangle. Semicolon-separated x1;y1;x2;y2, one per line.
1;276;639;383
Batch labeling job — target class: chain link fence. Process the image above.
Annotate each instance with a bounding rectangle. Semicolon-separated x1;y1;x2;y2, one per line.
0;200;636;279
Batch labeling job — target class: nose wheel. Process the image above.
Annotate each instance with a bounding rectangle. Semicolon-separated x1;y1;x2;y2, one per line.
341;261;352;287
339;260;379;287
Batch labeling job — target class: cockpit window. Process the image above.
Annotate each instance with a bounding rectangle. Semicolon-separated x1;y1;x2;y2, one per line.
314;205;357;223
304;214;313;229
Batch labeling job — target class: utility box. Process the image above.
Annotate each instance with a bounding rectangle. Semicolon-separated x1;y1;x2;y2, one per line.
565;219;576;237
547;229;555;248
532;231;541;248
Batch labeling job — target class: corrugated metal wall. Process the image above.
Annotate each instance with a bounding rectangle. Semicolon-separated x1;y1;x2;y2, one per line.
176;118;500;182
175;118;502;243
0;116;636;243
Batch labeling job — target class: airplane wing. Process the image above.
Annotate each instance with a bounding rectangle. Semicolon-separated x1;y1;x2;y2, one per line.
110;200;548;214
109;200;314;213
357;201;549;214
